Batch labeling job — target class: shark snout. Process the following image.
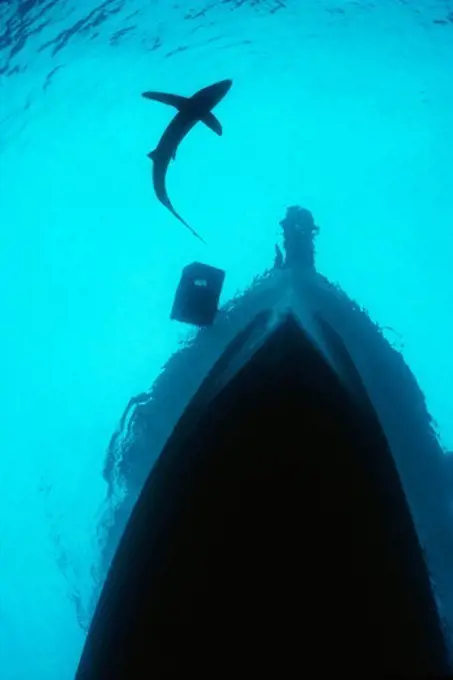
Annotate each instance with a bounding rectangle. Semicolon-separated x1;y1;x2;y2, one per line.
191;79;233;110
216;79;233;98
210;79;233;106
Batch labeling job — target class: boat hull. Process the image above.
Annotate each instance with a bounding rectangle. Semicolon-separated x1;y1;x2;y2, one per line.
77;312;450;677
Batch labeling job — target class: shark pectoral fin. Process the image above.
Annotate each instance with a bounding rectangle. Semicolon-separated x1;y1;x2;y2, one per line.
142;92;189;111
147;150;157;160
201;113;223;136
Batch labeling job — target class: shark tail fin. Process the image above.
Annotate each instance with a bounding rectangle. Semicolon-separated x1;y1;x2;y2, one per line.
142;92;188;110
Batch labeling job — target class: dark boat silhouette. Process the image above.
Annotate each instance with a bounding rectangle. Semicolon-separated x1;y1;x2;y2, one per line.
75;207;452;677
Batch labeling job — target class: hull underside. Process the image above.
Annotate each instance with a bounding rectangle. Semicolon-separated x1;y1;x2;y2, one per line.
77;312;450;677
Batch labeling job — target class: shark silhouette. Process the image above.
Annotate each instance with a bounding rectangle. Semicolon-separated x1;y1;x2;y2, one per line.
142;79;233;243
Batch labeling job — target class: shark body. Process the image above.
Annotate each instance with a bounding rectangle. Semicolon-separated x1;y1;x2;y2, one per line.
143;79;233;243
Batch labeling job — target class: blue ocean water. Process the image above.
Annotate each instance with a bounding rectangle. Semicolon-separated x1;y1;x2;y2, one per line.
1;1;452;677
